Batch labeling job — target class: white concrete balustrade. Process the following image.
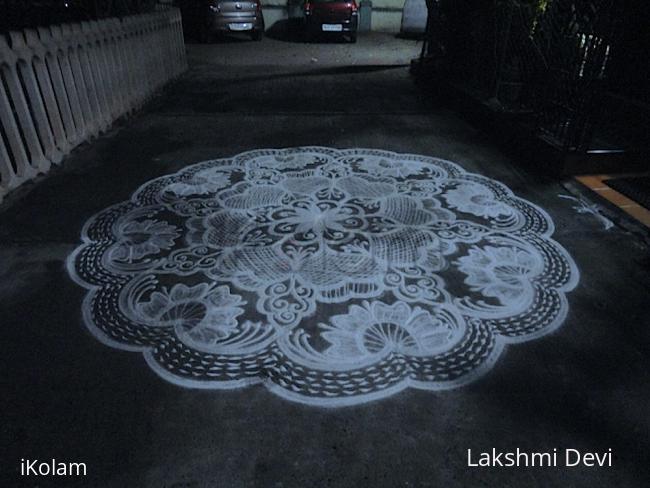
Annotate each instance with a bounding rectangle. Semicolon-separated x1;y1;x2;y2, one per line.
0;9;187;203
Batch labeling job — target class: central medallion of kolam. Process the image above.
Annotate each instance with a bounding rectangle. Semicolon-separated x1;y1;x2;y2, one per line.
68;147;579;406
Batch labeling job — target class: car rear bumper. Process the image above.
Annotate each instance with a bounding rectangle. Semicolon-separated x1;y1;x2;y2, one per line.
209;13;264;32
305;15;358;33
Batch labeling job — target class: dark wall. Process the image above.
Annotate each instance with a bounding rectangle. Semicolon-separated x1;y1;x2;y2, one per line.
607;0;650;103
1;0;158;34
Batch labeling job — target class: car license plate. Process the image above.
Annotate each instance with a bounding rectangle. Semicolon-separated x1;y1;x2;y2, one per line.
322;24;343;32
229;23;253;31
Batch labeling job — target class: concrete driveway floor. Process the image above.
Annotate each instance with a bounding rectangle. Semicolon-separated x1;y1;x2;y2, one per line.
1;33;649;487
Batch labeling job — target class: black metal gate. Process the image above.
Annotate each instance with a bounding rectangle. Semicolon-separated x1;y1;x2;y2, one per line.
421;0;649;166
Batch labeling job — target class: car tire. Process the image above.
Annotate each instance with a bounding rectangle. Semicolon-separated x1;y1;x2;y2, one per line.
252;30;263;41
349;33;357;43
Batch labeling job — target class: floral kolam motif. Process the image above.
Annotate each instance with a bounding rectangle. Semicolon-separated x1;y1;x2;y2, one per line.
68;147;579;406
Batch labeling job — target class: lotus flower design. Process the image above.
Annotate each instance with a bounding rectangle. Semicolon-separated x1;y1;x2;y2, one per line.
69;148;578;406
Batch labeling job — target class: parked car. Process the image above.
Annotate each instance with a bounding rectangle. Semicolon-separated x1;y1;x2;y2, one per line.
304;0;359;43
176;0;265;42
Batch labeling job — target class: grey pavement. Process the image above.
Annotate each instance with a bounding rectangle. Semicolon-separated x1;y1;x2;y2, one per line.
1;33;650;487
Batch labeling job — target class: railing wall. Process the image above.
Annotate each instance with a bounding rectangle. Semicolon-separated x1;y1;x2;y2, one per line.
421;1;625;156
0;8;187;203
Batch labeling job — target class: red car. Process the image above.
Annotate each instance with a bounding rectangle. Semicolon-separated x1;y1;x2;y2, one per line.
304;0;359;43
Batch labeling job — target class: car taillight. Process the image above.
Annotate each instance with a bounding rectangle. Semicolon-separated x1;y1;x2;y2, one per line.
255;0;261;11
350;3;358;13
304;2;312;14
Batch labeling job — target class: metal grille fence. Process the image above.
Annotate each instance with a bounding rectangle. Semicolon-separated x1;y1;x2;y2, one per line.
422;0;648;164
0;8;186;202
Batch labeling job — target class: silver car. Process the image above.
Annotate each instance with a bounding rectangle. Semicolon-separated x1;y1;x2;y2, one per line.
177;0;265;42
210;0;265;40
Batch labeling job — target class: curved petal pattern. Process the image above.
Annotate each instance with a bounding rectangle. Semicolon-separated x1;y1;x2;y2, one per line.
68;147;579;406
